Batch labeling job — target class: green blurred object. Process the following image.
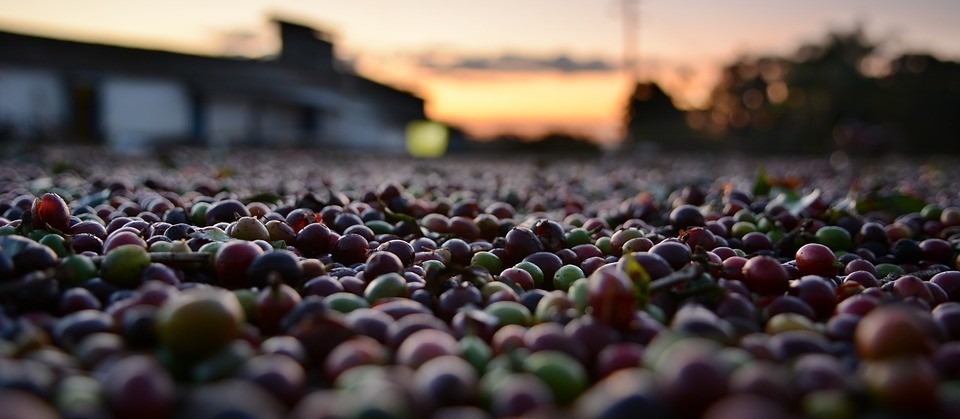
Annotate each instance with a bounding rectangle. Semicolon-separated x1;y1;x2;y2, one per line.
553;265;585;292
406;120;448;158
471;251;503;275
513;261;545;287
39;234;68;257
564;228;591;246
364;273;407;303
484;301;532;327
815;226;853;251
325;292;370;313
58;255;97;288
100;245;151;288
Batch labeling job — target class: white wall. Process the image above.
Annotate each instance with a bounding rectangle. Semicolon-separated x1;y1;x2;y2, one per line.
260;103;300;147
100;77;190;148
205;96;253;147
0;66;409;152
0;66;66;136
206;98;311;147
327;97;405;153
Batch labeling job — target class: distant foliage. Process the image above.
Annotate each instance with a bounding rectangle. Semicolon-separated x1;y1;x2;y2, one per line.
627;26;960;155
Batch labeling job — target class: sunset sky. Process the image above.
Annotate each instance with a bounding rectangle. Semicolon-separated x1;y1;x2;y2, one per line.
1;0;958;142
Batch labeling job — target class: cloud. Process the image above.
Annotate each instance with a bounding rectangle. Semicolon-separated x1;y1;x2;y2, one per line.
419;53;620;74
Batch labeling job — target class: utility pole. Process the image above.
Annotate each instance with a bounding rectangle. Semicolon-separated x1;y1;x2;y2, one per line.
621;0;640;82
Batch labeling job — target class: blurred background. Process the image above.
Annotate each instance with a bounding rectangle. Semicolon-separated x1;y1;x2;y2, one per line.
0;0;957;155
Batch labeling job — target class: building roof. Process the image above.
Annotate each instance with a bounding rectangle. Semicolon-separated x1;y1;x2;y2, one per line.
0;21;423;110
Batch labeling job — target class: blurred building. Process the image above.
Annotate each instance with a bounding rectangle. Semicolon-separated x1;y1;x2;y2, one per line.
0;19;426;151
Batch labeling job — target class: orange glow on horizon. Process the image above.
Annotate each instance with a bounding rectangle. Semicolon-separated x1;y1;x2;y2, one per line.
423;72;628;125
1;0;958;143
354;55;640;143
354;50;721;143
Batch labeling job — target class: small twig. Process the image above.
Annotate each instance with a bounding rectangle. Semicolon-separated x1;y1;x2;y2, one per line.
903;265;950;281
773;218;813;254
650;263;703;293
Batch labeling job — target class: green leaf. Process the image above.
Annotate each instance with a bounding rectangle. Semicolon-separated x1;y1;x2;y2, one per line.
378;197;426;238
269;240;287;250
189;228;234;243
830;196;858;215
795;189;822;215
856;191;927;217
768;189;819;216
623;254;651;307
752;166;771;196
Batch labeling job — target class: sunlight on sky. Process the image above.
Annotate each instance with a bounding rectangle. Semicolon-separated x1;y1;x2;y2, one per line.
422;72;632;142
1;0;958;142
426;74;627;122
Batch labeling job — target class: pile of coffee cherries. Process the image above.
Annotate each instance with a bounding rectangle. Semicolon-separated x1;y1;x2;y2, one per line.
0;148;958;418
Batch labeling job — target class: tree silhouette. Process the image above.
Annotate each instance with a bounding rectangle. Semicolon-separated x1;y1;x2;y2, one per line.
688;26;960;154
877;54;960;153
624;81;694;150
